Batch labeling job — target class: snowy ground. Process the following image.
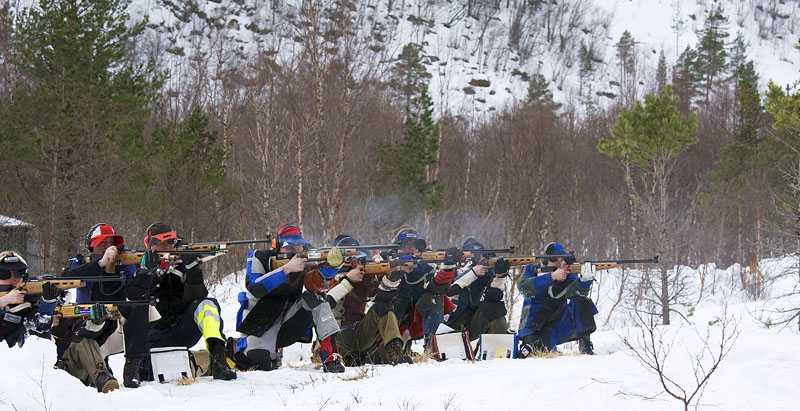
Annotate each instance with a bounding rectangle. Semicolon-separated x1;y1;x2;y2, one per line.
2;258;799;411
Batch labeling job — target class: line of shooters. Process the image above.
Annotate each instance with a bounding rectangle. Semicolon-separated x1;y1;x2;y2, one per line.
0;222;657;393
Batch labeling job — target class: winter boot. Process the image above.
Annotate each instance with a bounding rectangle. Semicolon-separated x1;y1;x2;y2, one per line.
94;372;119;393
385;338;413;365
423;335;442;360
225;337;238;369
578;335;595;355
122;358;141;388
208;338;237;380
319;334;345;373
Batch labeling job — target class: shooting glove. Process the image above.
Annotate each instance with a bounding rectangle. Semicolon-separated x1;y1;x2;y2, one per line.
90;303;108;322
379;272;402;291
141;249;160;271
441;247;462;271
579;262;596;282
41;282;59;304
493;258;510;278
326;247;345;269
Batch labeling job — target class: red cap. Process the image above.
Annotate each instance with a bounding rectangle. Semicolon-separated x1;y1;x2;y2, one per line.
88;224;124;248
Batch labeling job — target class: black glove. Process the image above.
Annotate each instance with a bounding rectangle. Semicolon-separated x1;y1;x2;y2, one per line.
494;258;510;277
41;282;59;303
387;269;404;282
443;247;462;270
90;303;107;322
140;249;160;271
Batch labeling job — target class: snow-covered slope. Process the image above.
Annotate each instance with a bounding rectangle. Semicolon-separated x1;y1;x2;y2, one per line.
2;258;798;411
120;0;799;115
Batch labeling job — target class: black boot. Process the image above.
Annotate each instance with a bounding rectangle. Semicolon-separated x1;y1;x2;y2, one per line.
208;338;237;380
322;360;345;373
94;372;119;393
122;358;141;388
319;334;345;373
578;335;595;355
385;338;413;365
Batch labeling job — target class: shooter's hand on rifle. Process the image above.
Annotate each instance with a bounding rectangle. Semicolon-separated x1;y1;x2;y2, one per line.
344;268;364;284
493;258;510;278
551;266;568;282
98;246;118;268
579;262;597;282
41;282;59;304
283;255;306;274
140;249;160;271
442;247;462;270
0;288;26;309
90;303;108;323
326;247;345;269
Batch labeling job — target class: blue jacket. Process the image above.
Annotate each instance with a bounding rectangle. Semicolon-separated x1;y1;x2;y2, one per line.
517;264;592;338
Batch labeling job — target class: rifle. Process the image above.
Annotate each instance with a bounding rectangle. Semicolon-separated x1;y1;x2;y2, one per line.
87;248;228;274
0;275;127;297
343;257;434;275
269;248;368;269
478;256;548;269
54;300;153;319
316;244;401;251
534;256;660;274
380;247;518;262
177;237;272;252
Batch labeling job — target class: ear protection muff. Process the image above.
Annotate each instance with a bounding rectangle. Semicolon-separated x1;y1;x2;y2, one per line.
85;223;106;252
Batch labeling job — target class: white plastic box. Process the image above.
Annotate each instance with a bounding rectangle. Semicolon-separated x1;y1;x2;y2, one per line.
150;347;194;383
476;334;518;360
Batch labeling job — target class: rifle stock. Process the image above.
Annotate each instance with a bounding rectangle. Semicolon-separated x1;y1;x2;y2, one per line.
55;299;153;319
352;260;420;275
270;248;367;269
89;249;227;274
55;304;121;319
485;256;541;268
0;276;126;297
178;238;271;252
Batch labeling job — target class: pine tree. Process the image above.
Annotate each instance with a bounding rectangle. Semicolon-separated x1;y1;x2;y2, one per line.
764;67;800;259
705;61;765;274
126;106;229;229
0;0;162;270
616;30;638;106
579;41;596;111
728;33;749;78
672;46;699;113
377;44;443;214
696;4;730;102
527;73;560;110
656;50;668;94
377;86;444;212
598;85;698;325
390;42;432;109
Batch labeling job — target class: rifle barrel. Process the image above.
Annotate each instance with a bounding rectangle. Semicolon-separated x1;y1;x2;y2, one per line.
75;299;154;305
318;244;401;251
37;275;126;282
586;256;659;264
